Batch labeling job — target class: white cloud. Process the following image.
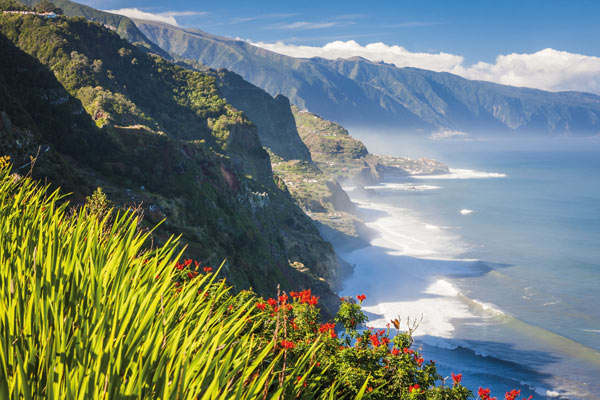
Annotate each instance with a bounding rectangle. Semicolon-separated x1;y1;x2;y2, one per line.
103;8;206;27
251;40;463;71
250;40;600;94
454;48;600;94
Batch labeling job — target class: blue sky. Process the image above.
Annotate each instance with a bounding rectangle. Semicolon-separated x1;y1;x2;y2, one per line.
87;0;600;94
84;0;599;63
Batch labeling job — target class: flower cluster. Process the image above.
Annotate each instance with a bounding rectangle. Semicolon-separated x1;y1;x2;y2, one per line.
289;289;319;306
477;387;533;400
319;322;337;338
452;372;462;385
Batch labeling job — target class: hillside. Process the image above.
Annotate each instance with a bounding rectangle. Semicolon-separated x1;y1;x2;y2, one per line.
0;11;342;314
134;19;600;136
16;0;171;58
292;107;448;184
181;60;312;161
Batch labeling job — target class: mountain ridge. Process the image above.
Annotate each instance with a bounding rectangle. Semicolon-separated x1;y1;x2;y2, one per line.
133;18;600;136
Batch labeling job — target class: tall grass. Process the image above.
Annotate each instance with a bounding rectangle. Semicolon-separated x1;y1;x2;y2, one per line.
0;166;359;399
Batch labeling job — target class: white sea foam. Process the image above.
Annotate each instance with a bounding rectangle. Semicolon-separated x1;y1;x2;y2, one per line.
581;329;600;334
460;209;474;215
543;300;561;306
462;297;508;317
352;282;475;338
353;201;470;260
413;168;506;180
535;387;561;398
339;199;482;338
364;183;442;191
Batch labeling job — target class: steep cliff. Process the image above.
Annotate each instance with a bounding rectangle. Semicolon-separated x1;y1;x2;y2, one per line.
0;12;341;314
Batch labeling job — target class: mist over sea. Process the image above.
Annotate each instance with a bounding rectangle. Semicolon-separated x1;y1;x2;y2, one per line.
338;135;600;400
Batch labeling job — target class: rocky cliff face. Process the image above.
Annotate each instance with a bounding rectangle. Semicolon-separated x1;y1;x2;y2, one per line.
0;13;341;315
212;68;312;162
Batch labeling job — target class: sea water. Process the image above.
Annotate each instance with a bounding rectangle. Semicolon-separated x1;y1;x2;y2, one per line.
339;137;600;399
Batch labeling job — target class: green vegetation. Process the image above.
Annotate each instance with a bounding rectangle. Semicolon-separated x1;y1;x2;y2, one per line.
0;165;475;399
33;0;62;13
292;107;449;185
0;12;342;314
18;0;170;57
291;106;381;186
0;0;31;11
270;152;368;247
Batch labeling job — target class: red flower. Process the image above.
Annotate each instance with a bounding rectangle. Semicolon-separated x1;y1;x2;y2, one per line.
296;376;307;387
319;322;336;333
370;334;381;347
280;339;295;349
267;298;277;307
479;387;496;400
184;259;193;266
175;262;184;270
203;267;213;273
409;384;420;393
256;302;266;311
279;294;288;304
356;294;366;302
413;354;424;366
403;347;413;355
290;291;298;298
391;348;400;356
187;271;197;279
381;337;390;346
451;372;462;385
505;390;520;400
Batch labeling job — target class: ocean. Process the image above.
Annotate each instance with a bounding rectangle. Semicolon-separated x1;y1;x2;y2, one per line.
338;136;600;399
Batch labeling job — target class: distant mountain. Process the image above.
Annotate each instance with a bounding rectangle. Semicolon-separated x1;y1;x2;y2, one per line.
134;20;600;137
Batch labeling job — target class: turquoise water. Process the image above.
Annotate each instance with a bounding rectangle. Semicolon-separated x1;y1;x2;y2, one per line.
343;137;600;399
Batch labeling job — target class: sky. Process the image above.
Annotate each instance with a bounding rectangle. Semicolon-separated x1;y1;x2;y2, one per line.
85;0;600;94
